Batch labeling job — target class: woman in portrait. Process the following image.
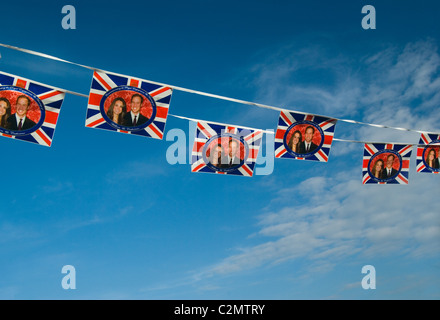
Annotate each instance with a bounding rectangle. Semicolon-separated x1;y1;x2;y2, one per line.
106;97;127;125
0;97;12;129
287;130;303;153
371;159;384;179
426;148;438;169
209;144;227;168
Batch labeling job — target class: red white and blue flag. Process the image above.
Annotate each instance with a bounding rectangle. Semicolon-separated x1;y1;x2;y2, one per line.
191;121;263;177
416;132;440;174
86;70;173;140
0;71;65;147
362;143;413;184
274;110;337;162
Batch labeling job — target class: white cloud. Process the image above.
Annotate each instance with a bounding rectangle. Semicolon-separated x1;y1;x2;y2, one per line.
196;171;439;280
192;40;440;281
247;39;440;145
105;160;169;183
0;222;40;244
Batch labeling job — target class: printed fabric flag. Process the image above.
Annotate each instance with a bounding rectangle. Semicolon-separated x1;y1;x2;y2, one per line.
86;70;173;140
0;71;65;147
416;132;440;174
191;121;263;177
362;143;413;184
274;110;337;162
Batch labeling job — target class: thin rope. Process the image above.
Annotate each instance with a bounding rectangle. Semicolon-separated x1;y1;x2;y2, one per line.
0;42;438;140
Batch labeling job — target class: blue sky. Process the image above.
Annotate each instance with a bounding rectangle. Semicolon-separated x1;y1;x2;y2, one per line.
0;0;439;299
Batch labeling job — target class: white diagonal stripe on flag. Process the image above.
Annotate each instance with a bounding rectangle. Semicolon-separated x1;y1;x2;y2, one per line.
319;119;337;131
395;174;409;185
244;130;263;144
144;122;163;139
197;122;218;139
315;150;328;162
275;146;288;158
42;122;56;129
156;102;170;108
362;173;371;184
87;104;100;111
30;130;51;147
364;143;379;155
237;164;253;177
37;90;65;104
280;111;296;126
150;87;172;101
89;88;106;96
95;71;118;91
191;158;206;171
44;105;61;114
85;113;105;127
398;145;412;157
416;162;425;172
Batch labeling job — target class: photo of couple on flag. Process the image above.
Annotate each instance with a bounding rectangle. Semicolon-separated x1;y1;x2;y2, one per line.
0;93;39;132
103;90;151;129
363;144;413;185
0;71;65;147
192;121;263;177
206;137;244;169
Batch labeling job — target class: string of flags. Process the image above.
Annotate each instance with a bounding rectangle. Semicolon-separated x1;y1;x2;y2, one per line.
0;43;439;183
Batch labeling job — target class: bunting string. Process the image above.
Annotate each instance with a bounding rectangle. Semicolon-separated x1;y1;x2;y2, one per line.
0;42;435;138
332;138;439;147
168;114;275;134
1;43;439;181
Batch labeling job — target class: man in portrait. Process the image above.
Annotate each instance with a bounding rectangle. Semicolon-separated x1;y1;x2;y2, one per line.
123;93;149;127
381;154;399;179
299;125;319;154
226;139;241;167
6;95;37;131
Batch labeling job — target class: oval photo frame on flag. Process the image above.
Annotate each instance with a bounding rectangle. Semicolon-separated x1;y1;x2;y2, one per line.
368;149;402;182
283;120;324;157
0;85;45;136
100;85;156;132
202;133;249;173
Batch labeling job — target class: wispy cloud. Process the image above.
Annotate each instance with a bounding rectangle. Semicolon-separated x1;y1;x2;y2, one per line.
0;222;40;244
245;39;440;146
195;172;439;281
40;180;74;194
189;40;440;283
105;160;169;183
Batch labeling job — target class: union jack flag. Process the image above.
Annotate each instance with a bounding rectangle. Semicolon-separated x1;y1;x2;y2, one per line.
416;132;440;174
191;121;263;177
0;71;65;147
274;110;337;162
85;70;172;140
362;143;413;184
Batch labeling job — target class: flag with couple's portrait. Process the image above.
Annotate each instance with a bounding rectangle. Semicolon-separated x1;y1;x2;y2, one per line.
416;132;440;174
191;121;263;177
362;143;413;184
85;70;173;140
0;71;65;147
274;110;337;162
